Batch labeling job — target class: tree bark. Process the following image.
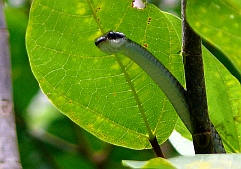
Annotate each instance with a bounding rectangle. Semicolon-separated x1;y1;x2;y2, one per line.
0;1;22;168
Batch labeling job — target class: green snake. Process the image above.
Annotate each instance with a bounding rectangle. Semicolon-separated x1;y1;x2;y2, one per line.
95;31;225;153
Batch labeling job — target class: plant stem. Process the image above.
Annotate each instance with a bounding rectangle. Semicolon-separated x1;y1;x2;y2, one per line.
149;137;164;158
181;0;214;154
0;1;22;168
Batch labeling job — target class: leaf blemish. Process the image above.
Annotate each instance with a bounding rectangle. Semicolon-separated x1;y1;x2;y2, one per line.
143;43;148;48
147;17;152;25
96;7;101;13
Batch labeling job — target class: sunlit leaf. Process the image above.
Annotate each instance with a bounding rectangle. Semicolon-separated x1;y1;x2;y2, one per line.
186;0;241;82
26;0;184;149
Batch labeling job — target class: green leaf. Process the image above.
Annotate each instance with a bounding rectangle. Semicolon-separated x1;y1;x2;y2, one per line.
230;0;241;8
26;0;184;149
186;0;241;82
26;0;241;152
203;47;241;153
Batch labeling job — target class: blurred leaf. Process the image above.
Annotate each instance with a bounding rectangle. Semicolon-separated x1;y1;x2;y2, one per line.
26;0;185;149
229;0;241;9
5;7;39;113
17;128;53;169
186;0;241;82
54;154;95;169
26;91;63;130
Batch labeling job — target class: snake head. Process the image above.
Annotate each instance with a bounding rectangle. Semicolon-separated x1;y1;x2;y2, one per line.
95;31;127;54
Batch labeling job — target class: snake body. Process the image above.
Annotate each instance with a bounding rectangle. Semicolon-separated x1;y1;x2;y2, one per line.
95;31;225;153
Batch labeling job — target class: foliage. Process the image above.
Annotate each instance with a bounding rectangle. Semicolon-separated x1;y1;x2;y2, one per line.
6;0;241;168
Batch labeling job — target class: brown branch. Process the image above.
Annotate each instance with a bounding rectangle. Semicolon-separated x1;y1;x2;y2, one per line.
181;0;214;154
149;137;165;158
0;1;22;168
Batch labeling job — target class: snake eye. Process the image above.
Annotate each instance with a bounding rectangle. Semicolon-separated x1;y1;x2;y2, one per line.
107;31;125;40
95;36;106;46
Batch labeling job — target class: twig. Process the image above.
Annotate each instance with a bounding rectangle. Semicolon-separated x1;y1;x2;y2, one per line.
181;0;214;154
149;137;165;158
0;1;22;168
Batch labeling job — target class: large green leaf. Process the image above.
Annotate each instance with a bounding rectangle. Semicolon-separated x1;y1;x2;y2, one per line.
26;0;184;149
186;0;241;81
26;0;241;152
